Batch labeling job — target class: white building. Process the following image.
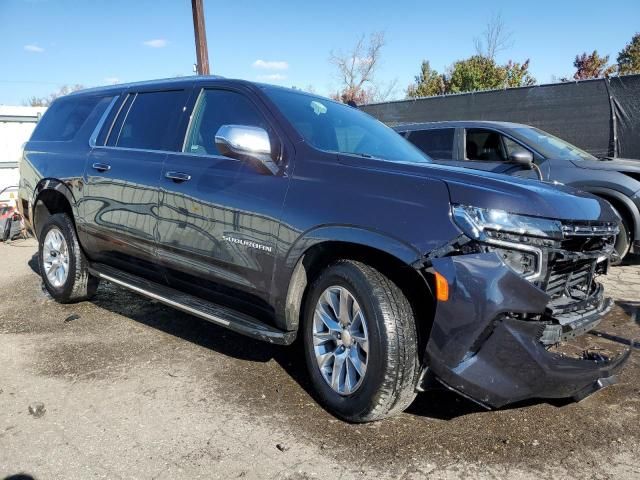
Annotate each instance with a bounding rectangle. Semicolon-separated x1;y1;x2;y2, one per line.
0;105;46;204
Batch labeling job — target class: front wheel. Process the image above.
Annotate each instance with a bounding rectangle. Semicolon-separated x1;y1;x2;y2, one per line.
38;213;99;303
302;260;419;422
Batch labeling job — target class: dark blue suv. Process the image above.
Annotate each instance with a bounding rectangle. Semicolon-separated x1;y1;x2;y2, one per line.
18;78;629;421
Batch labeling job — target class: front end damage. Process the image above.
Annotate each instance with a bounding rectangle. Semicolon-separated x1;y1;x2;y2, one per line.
422;217;631;408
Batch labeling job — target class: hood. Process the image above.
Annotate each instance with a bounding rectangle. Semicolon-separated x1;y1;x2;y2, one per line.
338;155;619;223
571;158;640;174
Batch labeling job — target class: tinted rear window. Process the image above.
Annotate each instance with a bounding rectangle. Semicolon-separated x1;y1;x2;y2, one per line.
112;90;186;151
31;95;104;142
407;128;455;160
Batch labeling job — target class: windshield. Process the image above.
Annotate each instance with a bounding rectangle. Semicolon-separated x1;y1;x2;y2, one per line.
263;88;430;164
512;127;597;162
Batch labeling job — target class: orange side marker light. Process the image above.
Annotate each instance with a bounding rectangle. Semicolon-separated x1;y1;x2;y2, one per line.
434;271;449;302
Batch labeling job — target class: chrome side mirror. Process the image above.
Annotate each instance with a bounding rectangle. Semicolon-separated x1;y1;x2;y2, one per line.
215;125;279;174
508;149;534;167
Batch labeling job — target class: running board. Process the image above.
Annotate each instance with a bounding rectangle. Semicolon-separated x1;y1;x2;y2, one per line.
88;263;296;345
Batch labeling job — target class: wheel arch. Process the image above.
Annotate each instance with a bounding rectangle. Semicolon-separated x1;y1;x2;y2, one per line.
277;227;435;358
32;179;78;239
586;187;639;242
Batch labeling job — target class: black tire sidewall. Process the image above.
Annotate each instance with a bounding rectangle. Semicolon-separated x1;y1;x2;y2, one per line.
38;214;79;301
303;263;391;421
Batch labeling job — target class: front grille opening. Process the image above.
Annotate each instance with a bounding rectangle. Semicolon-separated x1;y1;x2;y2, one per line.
541;221;617;301
543;258;595;300
561;235;615;253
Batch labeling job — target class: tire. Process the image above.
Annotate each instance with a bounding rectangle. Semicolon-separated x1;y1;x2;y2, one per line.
612;216;631;265
302;260;419;422
38;213;99;303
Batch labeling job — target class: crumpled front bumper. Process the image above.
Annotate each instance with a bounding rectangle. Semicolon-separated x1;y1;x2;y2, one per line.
425;253;631;408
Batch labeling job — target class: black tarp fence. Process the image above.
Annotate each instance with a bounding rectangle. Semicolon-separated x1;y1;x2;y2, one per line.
362;74;640;159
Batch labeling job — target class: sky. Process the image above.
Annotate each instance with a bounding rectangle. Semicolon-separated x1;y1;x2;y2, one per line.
1;0;639;105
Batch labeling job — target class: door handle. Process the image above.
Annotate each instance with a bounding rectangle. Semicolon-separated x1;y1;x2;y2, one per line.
92;162;111;172
165;171;191;182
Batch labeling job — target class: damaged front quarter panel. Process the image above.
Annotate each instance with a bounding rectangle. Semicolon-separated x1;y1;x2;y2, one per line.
424;252;630;408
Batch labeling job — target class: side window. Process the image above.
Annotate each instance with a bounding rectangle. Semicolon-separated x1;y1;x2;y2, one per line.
465;129;506;162
110;90;186;151
503;136;528;157
184;89;270;156
31;95;109;142
407;128;455;160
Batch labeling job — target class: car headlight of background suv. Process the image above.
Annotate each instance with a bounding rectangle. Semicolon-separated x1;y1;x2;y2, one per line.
452;204;564;281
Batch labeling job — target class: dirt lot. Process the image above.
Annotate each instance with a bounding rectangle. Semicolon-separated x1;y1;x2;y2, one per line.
1;238;639;479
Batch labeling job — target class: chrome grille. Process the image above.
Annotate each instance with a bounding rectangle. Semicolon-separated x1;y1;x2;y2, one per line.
560;222;618;237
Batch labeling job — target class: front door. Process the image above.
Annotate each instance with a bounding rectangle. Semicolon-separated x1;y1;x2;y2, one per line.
83;88;190;278
460;128;548;180
156;87;291;313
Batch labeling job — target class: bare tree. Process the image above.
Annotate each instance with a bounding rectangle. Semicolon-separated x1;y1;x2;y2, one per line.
329;32;389;104
25;84;85;107
474;13;513;60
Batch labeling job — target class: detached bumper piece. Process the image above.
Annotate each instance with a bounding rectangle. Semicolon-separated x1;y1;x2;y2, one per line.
426;253;630;409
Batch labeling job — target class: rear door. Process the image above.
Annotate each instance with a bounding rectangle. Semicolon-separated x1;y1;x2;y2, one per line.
156;86;291;310
83;87;191;278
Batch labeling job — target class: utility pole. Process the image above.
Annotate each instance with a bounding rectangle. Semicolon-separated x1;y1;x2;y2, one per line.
191;0;210;75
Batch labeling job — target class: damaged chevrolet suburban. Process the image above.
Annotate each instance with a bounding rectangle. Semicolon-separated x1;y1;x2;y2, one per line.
19;77;630;422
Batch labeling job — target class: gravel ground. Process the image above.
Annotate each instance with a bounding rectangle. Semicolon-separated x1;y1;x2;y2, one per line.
1;238;639;480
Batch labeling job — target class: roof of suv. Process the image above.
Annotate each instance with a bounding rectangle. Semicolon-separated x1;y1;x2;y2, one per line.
67;76;260;97
394;120;530;132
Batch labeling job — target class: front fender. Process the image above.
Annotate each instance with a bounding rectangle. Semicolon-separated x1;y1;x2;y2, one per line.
583;187;640;241
284;224;423;270
272;225;424;331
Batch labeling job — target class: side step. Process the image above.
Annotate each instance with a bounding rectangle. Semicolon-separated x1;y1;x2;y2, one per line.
88;263;296;345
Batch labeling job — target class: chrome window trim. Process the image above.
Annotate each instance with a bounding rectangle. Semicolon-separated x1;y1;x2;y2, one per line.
89;145;241;162
111;93;138;146
90;145;171;156
88;96;119;148
182;89;205;153
103;94;131;146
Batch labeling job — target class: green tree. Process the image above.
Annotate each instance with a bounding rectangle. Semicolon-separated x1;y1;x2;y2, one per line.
572;51;616;80
617;33;640;75
447;56;507;93
406;61;447;98
504;59;536;87
406;56;536;98
448;56;502;93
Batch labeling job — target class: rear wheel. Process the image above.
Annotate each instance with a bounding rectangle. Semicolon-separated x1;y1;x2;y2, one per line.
302;260;419;422
38;213;99;303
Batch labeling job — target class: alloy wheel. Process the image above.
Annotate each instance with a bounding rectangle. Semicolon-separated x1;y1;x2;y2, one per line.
312;286;369;396
42;227;70;288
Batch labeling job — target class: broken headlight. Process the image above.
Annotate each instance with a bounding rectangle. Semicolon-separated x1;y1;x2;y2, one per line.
452;205;563;281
